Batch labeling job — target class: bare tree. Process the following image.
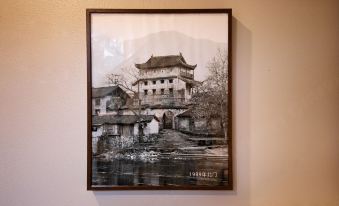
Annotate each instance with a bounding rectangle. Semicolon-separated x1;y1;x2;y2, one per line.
191;48;229;139
106;66;146;138
106;66;139;95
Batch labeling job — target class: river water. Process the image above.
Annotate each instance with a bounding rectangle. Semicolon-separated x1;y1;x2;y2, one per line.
92;156;229;187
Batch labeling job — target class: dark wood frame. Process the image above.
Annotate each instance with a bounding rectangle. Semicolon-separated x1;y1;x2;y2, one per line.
87;9;233;190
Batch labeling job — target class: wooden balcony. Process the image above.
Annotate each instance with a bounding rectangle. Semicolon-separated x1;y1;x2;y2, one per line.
133;94;186;106
142;96;185;106
179;71;193;79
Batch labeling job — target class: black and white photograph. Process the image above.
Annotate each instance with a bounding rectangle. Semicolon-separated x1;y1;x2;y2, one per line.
87;9;232;190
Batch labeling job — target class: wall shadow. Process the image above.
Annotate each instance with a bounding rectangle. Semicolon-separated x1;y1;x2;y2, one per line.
231;16;252;206
92;16;252;206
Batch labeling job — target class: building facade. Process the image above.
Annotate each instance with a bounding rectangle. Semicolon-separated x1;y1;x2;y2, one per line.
92;86;131;115
92;114;160;154
92;54;200;138
133;53;200;107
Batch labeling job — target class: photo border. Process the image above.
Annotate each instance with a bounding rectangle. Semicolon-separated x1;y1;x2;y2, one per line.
86;9;233;190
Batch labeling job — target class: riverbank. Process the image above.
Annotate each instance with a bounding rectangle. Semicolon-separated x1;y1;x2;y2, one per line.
95;129;228;162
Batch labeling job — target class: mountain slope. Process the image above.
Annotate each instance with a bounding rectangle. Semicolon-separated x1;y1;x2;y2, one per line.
92;31;227;87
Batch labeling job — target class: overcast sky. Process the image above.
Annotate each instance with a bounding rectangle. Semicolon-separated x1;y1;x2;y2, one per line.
92;13;228;43
91;13;229;87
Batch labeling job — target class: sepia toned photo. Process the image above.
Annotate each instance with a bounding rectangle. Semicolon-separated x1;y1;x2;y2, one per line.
87;9;232;190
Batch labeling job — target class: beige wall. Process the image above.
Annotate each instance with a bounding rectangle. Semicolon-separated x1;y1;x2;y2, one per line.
0;0;338;206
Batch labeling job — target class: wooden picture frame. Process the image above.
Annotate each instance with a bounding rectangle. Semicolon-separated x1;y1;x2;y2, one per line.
87;9;232;190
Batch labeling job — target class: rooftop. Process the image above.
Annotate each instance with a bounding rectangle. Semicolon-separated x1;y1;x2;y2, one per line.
92;115;158;125
178;76;201;86
92;86;132;99
92;86;119;98
177;109;193;118
135;53;197;70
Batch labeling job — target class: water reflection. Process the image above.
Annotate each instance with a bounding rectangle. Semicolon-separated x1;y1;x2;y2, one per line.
92;157;229;187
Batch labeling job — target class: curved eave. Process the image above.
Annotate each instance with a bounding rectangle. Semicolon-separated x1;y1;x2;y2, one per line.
135;63;197;70
178;61;197;70
178;76;202;86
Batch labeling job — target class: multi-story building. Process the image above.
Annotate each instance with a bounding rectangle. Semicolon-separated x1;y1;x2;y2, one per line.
92;54;199;133
133;53;199;107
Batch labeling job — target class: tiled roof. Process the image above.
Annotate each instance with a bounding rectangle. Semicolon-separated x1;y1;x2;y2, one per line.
177;109;193;117
135;53;197;70
92;86;118;98
178;76;201;86
92;115;158;125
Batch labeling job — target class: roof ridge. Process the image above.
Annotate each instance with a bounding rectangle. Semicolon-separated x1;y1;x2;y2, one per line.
92;86;117;89
150;54;181;58
135;53;196;70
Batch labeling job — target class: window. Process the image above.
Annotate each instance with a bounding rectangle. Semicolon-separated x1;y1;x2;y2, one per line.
161;79;164;84
169;88;173;95
92;126;98;132
152;89;156;95
144;90;148;95
144;81;148;86
95;98;100;106
152;80;156;85
161;89;164;95
169;79;173;83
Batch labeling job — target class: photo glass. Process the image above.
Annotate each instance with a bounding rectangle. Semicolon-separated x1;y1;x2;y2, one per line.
87;9;232;190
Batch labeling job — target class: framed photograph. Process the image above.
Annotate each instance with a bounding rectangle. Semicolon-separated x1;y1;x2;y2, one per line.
87;9;232;190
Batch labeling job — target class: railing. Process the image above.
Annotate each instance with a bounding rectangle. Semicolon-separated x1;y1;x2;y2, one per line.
142;96;186;106
179;71;193;79
133;95;186;106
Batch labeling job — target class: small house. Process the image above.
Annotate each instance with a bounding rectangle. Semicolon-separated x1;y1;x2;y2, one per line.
176;109;222;135
92;86;131;115
92;114;160;138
